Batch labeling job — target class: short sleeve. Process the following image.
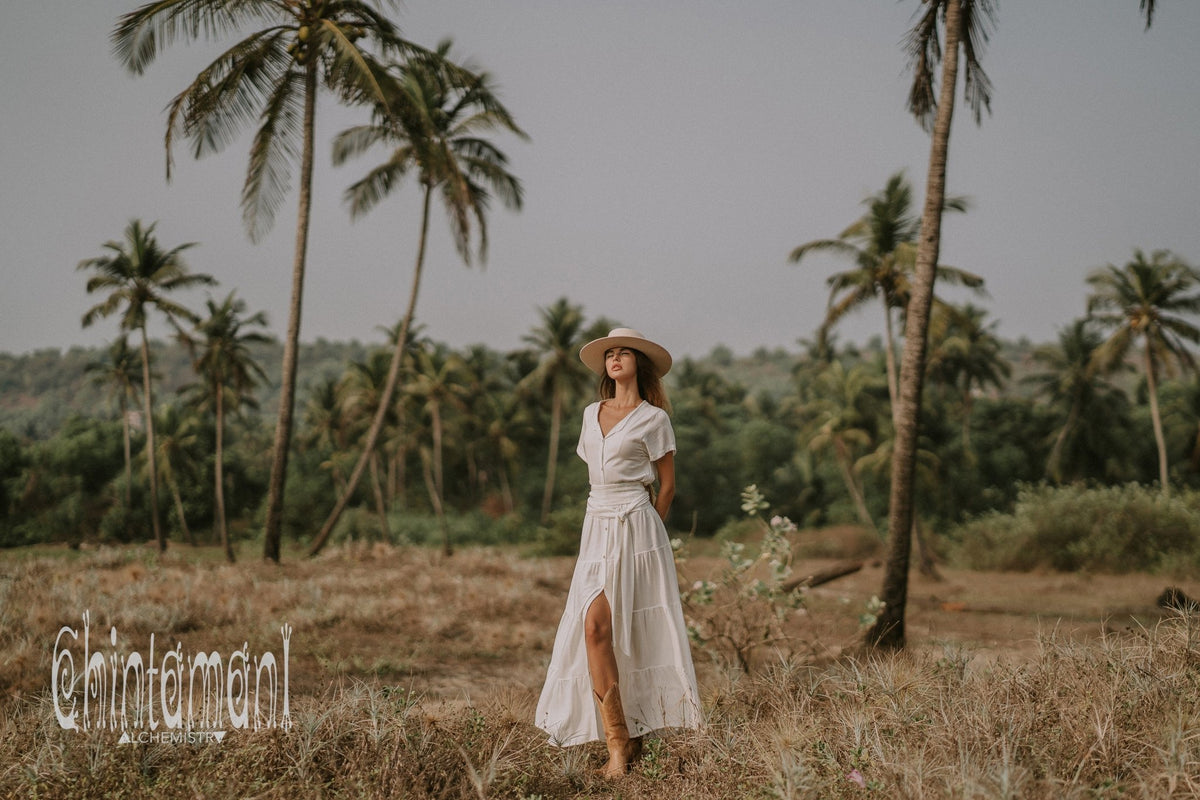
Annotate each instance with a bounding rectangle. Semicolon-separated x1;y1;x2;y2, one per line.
643;408;676;463
576;402;593;461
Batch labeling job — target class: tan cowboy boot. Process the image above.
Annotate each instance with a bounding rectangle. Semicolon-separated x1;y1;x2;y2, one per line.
595;684;639;778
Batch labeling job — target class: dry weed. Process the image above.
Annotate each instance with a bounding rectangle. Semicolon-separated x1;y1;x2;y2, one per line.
2;545;1200;798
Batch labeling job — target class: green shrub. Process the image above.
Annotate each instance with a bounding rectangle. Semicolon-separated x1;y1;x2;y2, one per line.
950;483;1200;574
526;505;587;557
386;509;540;550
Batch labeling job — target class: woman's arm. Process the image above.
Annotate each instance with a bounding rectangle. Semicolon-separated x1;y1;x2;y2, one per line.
653;451;675;522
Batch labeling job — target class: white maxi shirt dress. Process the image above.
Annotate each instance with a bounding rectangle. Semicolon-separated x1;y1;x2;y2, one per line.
535;400;702;746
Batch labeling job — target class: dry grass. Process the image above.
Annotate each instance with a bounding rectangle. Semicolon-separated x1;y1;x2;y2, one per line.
2;542;1200;798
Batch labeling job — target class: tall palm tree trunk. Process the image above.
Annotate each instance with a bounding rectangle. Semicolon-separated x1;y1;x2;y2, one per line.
868;0;962;650
499;465;515;514
169;478;196;546
139;327;165;553
882;235;938;579
394;438;409;510
420;447;452;556
1047;398;1081;483
961;390;974;454
1144;340;1170;497
540;381;564;525
368;451;390;541
833;437;879;537
120;394;133;540
430;399;445;504
263;65;318;564
308;184;434;557
215;384;235;562
883;298;900;413
121;395;133;510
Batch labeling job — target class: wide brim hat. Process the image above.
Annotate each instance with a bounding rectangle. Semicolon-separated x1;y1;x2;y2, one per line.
579;327;673;378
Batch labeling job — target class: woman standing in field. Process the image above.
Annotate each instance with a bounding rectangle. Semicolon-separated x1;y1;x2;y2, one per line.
535;328;701;778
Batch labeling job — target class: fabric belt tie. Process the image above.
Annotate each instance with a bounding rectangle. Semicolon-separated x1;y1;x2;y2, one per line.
586;482;652;657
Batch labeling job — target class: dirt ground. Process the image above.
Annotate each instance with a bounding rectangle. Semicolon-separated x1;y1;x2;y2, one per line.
284;549;1197;705
4;543;1193;708
799;557;1193;663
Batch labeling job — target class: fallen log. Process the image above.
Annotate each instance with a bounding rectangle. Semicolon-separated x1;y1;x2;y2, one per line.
782;560;863;593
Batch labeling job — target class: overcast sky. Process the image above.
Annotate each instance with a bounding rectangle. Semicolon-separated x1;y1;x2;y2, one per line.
2;1;1197;361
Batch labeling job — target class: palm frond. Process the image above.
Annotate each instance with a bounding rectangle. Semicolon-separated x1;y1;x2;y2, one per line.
788;239;863;265
903;0;942;131
323;26;397;113
959;0;997;125
1140;0;1156;29
242;68;306;241
343;157;409;218
163;28;292;179
331;124;391;165
113;0;283;75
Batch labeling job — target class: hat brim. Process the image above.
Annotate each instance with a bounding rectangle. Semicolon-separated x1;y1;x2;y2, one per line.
579;332;672;377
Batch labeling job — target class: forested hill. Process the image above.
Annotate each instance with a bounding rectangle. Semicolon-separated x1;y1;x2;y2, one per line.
0;339;365;440
0;336;1040;441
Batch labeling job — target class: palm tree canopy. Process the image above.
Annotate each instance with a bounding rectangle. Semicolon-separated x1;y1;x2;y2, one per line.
926;303;1011;393
1025;319;1118;401
905;0;997;131
186;291;272;409
406;345;471;412
86;336;144;410
1141;0;1156;29
78;219;214;334
1086;249;1200;376
802;361;889;452
789;172;980;329
344;348;403;430
112;0;420;240
520;298;594;397
333;39;527;265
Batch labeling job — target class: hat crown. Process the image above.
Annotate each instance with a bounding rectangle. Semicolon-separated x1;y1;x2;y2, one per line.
605;327;644;339
579;327;672;377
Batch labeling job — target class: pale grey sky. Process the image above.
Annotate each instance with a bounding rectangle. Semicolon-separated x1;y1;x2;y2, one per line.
2;1;1197;360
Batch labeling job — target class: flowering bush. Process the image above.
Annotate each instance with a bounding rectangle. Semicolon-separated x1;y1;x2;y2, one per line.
678;485;807;672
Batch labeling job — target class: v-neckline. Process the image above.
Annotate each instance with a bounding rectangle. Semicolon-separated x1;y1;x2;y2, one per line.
598;399;643;438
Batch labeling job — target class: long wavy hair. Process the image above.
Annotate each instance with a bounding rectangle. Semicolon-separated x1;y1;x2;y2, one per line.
597;349;671;412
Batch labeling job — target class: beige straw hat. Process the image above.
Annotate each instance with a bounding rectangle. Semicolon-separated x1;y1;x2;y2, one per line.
579;327;673;377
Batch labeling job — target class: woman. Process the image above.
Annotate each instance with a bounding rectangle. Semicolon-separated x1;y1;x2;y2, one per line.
535;327;701;778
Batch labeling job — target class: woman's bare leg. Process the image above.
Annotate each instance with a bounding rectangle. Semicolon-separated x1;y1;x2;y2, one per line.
584;591;619;698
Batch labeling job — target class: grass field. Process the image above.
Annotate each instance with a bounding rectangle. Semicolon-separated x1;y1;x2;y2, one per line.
2;538;1199;798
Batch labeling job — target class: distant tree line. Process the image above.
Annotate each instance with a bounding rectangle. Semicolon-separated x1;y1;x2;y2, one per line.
5;255;1200;556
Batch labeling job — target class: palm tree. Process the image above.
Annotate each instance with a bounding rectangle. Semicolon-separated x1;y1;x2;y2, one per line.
1024;319;1132;483
301;376;354;497
1161;376;1200;480
520;299;593;524
152;403;201;547
85;336;142;517
868;0;1161;650
79;219;215;553
307;41;526;555
478;390;530;516
184;292;271;562
341;349;400;541
1087;249;1200;497
871;0;997;648
788;171;981;410
925;303;1011;454
800;360;889;535
456;344;510;503
406;343;470;554
112;0;428;563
